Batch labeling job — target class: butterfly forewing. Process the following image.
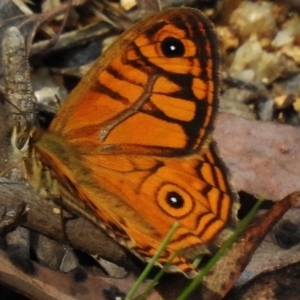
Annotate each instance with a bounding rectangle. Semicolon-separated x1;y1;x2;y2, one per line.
49;8;219;157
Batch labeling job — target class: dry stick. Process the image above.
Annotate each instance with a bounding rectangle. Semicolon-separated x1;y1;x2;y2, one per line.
0;177;129;267
2;27;34;126
36;0;73;56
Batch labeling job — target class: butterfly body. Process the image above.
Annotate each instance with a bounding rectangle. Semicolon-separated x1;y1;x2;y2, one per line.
15;7;239;278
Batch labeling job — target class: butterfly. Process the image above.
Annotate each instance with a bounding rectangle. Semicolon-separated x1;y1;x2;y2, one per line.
12;7;239;278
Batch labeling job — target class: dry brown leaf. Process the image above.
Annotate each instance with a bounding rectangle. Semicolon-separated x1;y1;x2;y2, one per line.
215;113;300;200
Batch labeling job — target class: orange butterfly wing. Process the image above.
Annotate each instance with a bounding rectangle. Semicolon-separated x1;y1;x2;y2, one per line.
49;8;218;156
32;8;238;277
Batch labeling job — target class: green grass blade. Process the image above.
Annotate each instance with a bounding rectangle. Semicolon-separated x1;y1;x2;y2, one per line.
136;247;183;300
125;221;179;300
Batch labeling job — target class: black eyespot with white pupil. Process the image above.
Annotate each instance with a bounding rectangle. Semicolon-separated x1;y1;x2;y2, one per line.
161;37;185;58
167;191;184;208
156;183;194;219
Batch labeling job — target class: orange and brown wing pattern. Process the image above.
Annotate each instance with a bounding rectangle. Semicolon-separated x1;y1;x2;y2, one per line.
31;8;237;278
35;133;237;277
78;141;238;277
49;8;219;157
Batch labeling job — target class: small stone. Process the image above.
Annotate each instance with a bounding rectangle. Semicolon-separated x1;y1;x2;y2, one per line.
230;35;279;83
230;1;277;41
216;26;239;55
120;0;136;11
272;29;294;48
